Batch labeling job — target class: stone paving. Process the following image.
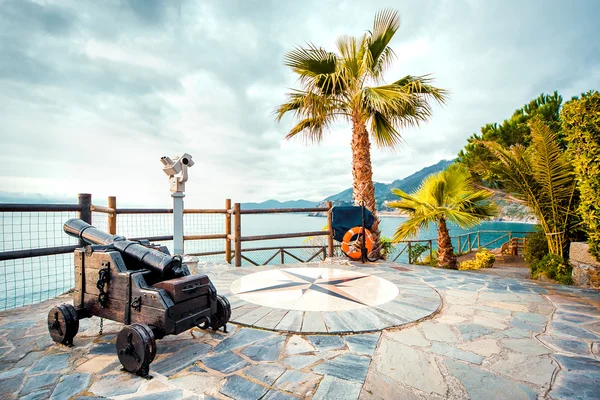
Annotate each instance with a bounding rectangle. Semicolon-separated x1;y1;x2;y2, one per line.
0;260;599;399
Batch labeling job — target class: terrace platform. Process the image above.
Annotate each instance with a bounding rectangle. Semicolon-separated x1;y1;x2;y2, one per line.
1;260;599;400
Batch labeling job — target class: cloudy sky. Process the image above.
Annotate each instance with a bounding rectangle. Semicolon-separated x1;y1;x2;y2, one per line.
1;0;599;208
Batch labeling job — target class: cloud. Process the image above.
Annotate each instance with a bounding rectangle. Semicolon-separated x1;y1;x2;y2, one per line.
0;0;599;208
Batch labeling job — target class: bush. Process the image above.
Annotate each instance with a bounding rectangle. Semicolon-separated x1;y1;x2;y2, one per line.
532;253;572;285
380;236;394;259
459;249;496;270
562;91;600;261
524;227;549;268
409;243;429;263
416;251;438;267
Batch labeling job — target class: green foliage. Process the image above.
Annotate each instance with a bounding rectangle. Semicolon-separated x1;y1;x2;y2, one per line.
380;236;394;259
408;243;429;263
523;227;549;266
389;164;499;241
416;251;438;267
459;249;496;270
562;91;600;261
458;92;563;184
532;254;572;285
475;119;577;257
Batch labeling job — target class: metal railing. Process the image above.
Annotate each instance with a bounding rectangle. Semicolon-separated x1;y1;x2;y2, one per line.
391;230;533;264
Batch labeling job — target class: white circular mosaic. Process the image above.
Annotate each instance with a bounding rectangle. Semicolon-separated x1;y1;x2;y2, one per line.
230;267;400;312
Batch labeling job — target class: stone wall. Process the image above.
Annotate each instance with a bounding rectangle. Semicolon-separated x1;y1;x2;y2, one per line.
570;242;600;289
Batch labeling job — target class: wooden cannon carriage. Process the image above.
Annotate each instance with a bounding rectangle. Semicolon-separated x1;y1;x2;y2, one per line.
47;219;231;376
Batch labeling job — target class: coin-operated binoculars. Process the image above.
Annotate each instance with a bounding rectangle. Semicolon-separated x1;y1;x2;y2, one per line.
160;153;194;255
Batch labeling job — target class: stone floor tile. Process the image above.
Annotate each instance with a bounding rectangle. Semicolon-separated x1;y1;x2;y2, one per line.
458;339;501;356
386;327;431;347
202;351;250;374
457;323;494;341
282;354;320;370
235;306;273;326
360;371;424;400
371;337;447;396
549;322;600;340
312;353;370;382
314;375;362;400
344;333;380;355
285;335;316;355
244;364;286;386
76;355;117;373
503;338;550;355
0;367;25;380
241;335;285;362
473;315;508;330
322;311;353;333
152;343;211;376
445;359;537;400
551;370;600;400
511;317;545;333
127;390;186;400
420;322;459;343
430;342;484;364
301;312;327;333
275;311;303;332
220;375;268;400
254;309;289;330
212;328;274;353
274;370;321;397
30;354;70;373
539;335;591;355
88;374;144;397
20;373;60;396
554;354;600;373
50;372;91;400
169;374;221;396
306;335;345;351
488;327;531;339
489;353;556;387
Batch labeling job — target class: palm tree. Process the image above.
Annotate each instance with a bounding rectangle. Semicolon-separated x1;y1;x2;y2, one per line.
475;119;577;257
275;9;448;258
389;164;498;268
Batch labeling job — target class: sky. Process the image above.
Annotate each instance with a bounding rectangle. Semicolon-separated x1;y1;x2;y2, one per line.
0;0;599;208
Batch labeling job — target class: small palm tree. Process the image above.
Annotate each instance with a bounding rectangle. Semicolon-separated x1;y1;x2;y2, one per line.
389;165;498;268
476;118;577;257
276;9;448;258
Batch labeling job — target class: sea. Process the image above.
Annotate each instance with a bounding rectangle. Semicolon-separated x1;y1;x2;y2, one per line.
0;212;535;310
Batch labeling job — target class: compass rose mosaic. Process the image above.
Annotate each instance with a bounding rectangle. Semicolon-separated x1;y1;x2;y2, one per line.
230;268;399;312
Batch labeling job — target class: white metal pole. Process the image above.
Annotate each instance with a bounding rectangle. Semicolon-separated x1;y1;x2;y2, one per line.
172;192;185;255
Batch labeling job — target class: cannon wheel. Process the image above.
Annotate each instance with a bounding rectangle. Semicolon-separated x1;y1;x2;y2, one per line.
211;295;231;331
116;324;156;376
47;304;79;346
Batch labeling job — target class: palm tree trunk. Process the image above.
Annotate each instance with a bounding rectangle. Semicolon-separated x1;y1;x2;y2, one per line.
351;115;381;259
437;217;457;269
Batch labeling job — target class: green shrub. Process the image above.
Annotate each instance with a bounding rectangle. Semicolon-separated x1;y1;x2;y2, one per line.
416;251;438;267
532;253;572;285
524;227;549;268
409;243;429;263
562;91;600;261
380;236;394;259
459;249;496;270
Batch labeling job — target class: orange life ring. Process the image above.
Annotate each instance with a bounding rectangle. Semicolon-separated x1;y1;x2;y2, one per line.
341;226;373;260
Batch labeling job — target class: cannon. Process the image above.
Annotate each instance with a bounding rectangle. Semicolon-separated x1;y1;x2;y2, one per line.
47;219;231;376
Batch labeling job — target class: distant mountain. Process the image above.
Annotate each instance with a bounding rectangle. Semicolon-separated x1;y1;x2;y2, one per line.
322;159;455;210
240;199;318;210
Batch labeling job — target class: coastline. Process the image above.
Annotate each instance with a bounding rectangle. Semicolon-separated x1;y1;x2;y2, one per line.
309;210;538;224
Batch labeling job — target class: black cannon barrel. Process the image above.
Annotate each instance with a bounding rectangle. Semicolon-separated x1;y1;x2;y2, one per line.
64;218;183;279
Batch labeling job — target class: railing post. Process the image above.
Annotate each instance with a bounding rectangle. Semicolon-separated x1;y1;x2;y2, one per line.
108;196;117;235
280;249;285;264
457;235;461;254
429;239;433;262
225;199;232;264
408;241;412;264
468;233;472;253
234;203;241;267
477;232;481;249
326;201;334;258
78;194;92;247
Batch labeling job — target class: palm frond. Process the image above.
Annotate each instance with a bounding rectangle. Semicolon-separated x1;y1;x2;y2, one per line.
395;75;449;105
367;9;400;77
369;112;403;148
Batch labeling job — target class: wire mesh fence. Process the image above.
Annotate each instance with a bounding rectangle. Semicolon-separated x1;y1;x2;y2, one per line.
0;211;79;252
